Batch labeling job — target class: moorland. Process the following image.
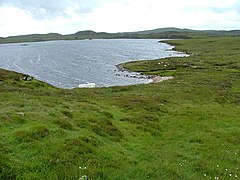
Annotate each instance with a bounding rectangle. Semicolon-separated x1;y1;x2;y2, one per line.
0;32;239;179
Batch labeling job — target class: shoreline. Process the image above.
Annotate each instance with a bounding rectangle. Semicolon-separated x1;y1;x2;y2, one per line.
115;39;190;85
1;39;184;89
116;63;174;84
150;76;174;83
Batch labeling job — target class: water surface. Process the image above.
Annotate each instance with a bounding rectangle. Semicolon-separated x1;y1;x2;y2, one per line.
0;39;186;88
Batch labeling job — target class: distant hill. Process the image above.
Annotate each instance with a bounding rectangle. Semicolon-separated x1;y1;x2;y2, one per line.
74;30;97;36
74;30;109;36
0;33;64;43
203;29;240;36
129;27;197;34
73;30;111;39
0;28;240;44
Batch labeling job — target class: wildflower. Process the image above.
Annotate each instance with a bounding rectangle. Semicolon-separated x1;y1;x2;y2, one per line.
204;174;207;176
217;165;219;167
79;175;87;180
229;174;232;176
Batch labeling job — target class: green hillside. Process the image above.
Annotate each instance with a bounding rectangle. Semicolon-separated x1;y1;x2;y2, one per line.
129;27;196;34
1;28;240;44
0;33;65;44
0;37;239;179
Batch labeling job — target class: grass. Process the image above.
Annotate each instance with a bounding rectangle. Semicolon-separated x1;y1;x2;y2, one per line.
0;37;239;179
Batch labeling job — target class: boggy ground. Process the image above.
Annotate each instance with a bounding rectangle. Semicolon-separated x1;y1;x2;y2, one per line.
0;37;239;179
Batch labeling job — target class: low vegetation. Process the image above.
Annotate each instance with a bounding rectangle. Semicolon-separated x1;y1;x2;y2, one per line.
0;37;239;179
1;28;240;44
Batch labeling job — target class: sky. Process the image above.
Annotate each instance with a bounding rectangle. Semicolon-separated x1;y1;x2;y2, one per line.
0;0;239;37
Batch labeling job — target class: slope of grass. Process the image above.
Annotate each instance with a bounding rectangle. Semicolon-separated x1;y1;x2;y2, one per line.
0;37;239;179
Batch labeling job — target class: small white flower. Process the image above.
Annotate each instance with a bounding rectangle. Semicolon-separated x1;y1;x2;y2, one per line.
226;169;228;171
217;165;219;167
204;174;207;176
235;175;238;178
229;174;232;176
79;175;87;180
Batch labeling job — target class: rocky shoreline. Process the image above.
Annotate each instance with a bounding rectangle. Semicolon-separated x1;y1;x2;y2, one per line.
116;63;173;84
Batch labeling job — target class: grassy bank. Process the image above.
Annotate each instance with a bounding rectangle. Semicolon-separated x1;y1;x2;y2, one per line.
0;37;239;179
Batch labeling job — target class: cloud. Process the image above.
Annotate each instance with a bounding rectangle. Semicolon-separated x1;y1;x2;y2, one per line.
86;0;240;32
0;0;240;37
0;5;93;37
0;0;99;19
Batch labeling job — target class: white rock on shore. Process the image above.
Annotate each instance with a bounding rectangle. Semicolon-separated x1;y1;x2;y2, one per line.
78;83;96;88
150;76;174;83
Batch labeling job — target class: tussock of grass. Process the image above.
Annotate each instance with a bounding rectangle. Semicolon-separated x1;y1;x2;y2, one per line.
15;126;50;143
0;142;17;179
0;37;239;179
55;119;74;130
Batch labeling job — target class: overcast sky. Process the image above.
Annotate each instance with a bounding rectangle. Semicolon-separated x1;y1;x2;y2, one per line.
0;0;239;37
